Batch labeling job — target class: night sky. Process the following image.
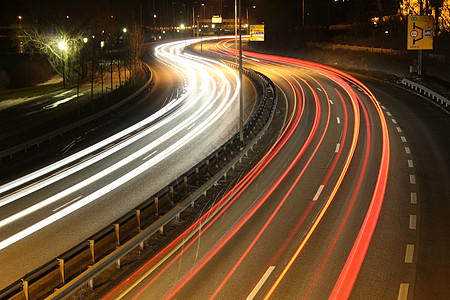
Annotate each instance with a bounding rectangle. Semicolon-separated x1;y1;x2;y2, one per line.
0;0;365;27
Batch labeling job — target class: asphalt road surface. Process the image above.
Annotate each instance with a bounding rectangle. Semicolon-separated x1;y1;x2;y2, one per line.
0;37;257;288
103;39;449;300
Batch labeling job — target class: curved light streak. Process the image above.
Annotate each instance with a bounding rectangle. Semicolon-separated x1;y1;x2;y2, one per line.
0;37;240;250
329;78;390;300
0;37;227;204
110;39;389;300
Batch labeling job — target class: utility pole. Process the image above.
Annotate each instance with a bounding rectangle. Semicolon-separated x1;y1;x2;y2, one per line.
238;0;243;144
235;0;238;63
302;0;305;26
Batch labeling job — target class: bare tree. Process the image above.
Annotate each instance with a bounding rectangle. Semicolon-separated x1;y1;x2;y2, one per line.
18;25;84;87
128;23;145;82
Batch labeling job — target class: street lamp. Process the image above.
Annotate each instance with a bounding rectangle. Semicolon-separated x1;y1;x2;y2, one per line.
235;0;244;144
58;41;67;51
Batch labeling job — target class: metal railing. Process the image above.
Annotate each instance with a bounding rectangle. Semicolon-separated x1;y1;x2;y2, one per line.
0;65;277;300
401;78;450;111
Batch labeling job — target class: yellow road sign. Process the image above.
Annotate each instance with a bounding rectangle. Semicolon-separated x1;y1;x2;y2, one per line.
250;25;265;42
407;16;433;50
212;15;222;24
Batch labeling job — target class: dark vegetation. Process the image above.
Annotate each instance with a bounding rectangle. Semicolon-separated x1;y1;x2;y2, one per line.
0;54;54;88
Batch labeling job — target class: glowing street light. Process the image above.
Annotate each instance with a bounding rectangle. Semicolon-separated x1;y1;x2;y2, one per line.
123;27;127;33
58;41;67;50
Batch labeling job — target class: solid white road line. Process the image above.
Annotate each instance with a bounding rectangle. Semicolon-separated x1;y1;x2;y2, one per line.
143;151;158;160
313;185;325;201
246;266;275;300
405;244;414;263
52;196;83;212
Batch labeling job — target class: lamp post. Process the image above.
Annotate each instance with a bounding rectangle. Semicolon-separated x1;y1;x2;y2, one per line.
192;6;195;37
200;3;205;52
238;0;243;144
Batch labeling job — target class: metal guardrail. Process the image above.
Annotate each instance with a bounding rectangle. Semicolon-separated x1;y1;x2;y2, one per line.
401;78;450;110
0;62;153;161
0;65;277;300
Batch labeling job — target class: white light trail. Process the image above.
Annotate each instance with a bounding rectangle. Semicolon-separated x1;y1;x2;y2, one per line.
0;37;240;250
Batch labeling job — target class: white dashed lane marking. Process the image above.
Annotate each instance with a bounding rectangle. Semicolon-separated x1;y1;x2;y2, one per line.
335;143;340;153
246;266;275;300
411;192;417;204
409;215;417;230
398;283;409;300
313;185;325;201
405;244;415;263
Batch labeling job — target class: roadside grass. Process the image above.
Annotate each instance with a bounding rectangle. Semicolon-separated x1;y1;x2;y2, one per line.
0;83;63;102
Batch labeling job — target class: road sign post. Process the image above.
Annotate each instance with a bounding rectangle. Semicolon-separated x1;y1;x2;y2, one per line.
407;15;433;76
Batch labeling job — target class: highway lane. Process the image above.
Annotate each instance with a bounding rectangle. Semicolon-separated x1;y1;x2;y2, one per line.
105;42;393;299
352;79;450;298
105;39;448;300
0;37;258;288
